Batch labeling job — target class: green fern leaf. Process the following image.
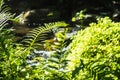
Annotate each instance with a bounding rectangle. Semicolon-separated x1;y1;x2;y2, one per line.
0;0;13;30
22;22;68;50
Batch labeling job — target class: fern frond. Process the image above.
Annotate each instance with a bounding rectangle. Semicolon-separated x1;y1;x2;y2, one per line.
0;0;14;57
0;0;13;30
43;28;70;76
22;22;68;50
0;0;4;10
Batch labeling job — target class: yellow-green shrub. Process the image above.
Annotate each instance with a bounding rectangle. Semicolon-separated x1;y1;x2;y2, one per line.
67;17;120;80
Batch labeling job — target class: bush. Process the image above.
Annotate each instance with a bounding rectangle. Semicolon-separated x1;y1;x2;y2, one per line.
67;17;120;80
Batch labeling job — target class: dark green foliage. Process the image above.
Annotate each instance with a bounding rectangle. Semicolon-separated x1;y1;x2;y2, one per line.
67;17;120;80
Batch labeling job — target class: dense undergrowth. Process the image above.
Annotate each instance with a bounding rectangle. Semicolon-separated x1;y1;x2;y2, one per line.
67;17;120;80
0;0;120;80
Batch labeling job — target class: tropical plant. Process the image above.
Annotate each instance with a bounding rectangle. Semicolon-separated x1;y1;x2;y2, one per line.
67;17;120;80
42;28;71;80
0;0;27;79
22;21;69;80
22;22;68;50
0;0;69;79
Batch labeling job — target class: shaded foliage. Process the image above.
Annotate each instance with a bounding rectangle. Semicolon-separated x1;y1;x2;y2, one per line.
4;0;120;23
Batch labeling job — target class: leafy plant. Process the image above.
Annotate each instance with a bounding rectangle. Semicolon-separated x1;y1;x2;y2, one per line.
0;0;45;79
0;0;27;79
72;10;85;22
42;28;71;80
0;0;69;78
22;22;68;50
67;17;120;80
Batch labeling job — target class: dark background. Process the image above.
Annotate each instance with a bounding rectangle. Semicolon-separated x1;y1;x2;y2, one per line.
4;0;120;22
